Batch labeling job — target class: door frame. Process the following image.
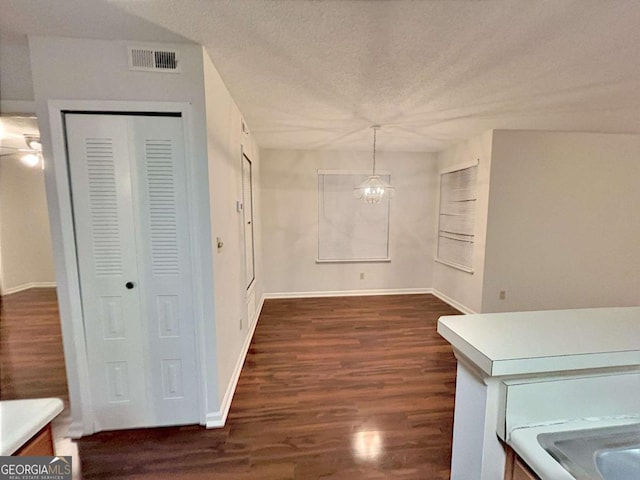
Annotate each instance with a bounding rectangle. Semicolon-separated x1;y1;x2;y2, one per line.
46;100;208;436
240;147;255;292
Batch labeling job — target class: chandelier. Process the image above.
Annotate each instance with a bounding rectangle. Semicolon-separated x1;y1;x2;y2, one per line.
353;125;394;204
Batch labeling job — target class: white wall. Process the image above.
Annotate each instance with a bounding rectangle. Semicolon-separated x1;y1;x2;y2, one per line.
0;155;55;294
28;35;265;431
432;131;493;314
482;130;640;312
261;149;438;295
0;37;34;102
202;50;264;423
28;36;220;433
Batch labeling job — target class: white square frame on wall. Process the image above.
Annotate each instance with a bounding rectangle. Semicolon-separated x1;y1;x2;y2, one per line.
317;170;391;263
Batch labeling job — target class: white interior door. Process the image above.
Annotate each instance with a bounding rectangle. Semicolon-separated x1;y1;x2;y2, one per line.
66;114;147;431
66;113;199;431
242;153;255;289
128;115;198;426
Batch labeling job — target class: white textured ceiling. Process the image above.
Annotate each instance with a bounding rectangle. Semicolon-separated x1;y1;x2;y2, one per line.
3;0;640;152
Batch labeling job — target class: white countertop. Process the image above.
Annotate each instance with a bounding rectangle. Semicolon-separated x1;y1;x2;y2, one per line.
437;306;640;376
0;398;64;455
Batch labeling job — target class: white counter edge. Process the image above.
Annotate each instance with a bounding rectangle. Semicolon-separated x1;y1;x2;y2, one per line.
0;398;64;455
436;321;493;374
437;308;640;377
492;350;640;376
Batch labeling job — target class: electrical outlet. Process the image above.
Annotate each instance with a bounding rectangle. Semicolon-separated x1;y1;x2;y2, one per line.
360;272;365;280
239;317;243;330
499;290;506;300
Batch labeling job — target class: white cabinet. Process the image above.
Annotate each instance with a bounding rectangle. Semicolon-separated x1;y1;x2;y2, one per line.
66;114;199;432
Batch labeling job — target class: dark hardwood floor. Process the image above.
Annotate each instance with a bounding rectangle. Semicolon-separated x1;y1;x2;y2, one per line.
0;288;68;401
1;289;460;479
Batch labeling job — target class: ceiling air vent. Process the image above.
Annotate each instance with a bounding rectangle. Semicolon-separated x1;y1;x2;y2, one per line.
128;46;180;73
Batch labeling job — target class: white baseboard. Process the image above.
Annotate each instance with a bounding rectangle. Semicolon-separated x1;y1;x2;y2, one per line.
265;287;476;314
431;289;476;315
204;288;471;428
264;288;433;299
67;421;87;440
205;294;265;428
1;282;57;296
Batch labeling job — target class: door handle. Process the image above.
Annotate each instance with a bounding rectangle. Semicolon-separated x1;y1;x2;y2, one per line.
125;282;135;290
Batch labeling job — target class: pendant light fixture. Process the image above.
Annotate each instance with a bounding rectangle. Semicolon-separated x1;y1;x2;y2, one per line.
353;125;395;204
21;135;43;168
0;134;43;168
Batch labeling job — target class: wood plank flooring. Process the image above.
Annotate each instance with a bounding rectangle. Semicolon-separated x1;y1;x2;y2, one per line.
0;288;68;401
1;290;461;479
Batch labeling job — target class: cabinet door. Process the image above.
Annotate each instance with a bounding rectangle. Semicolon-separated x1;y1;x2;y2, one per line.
16;425;54;456
66;113;199;431
505;447;540;480
513;458;538;480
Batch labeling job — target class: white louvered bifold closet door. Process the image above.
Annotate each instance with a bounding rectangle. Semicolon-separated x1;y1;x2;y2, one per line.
128;115;198;426
66;114;198;432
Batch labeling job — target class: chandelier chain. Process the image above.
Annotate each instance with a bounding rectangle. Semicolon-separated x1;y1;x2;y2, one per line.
372;127;377;176
352;124;393;204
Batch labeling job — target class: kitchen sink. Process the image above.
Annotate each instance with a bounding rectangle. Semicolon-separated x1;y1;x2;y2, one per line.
595;446;640;480
538;423;640;480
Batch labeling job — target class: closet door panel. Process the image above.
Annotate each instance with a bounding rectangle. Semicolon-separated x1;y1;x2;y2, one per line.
65;114;149;430
129;115;199;425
